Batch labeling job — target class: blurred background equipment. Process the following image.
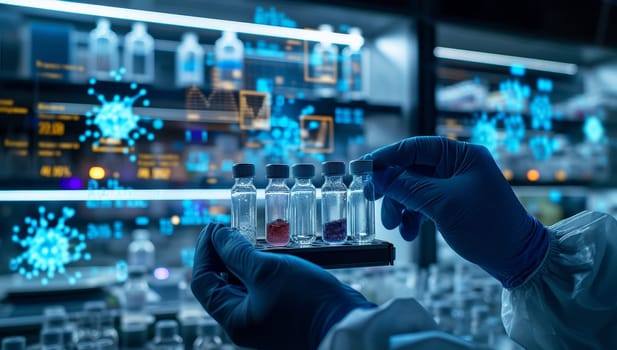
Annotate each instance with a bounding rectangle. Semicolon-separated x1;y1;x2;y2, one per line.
0;0;616;349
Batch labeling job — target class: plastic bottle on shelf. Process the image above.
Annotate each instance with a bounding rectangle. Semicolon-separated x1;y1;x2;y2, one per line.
120;321;148;350
265;164;291;247
42;305;76;350
152;320;184;350
348;160;375;243
121;265;154;329
290;164;317;245
230;163;257;245
214;31;244;90
89;18;119;80
98;312;118;350
193;318;223;350
123;22;154;83
321;161;348;244
2;337;26;350
127;229;155;272
176;32;204;88
341;27;364;100
40;327;64;350
312;24;338;98
76;301;106;345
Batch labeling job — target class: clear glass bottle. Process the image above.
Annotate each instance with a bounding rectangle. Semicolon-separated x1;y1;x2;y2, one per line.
98;313;118;350
192;318;223;350
40;327;64;350
176;32;204;88
321;161;348;244
230;163;257;245
312;24;338;98
265;164;290;247
121;266;154;329
128;229;155;271
348;160;375;243
42;306;76;350
341;27;364;100
290;164;316;245
76;301;106;345
214;31;244;90
120;321;148;350
2;337;26;350
88;18;119;80
123;22;155;83
152;320;184;350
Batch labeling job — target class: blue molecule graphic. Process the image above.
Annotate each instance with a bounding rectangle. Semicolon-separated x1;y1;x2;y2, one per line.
499;79;530;114
79;70;163;162
583;116;604;143
471;113;498;156
530;95;553;131
503;114;526;153
9;206;89;285
529;135;554;161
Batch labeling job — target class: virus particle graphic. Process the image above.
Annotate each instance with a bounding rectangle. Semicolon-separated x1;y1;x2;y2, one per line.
79;68;163;162
583;116;605;143
503;114;526;153
9;206;90;285
529;135;554;161
530;95;553;131
471;113;498;156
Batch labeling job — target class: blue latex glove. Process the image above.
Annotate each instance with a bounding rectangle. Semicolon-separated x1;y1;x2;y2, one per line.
191;224;376;350
367;136;549;288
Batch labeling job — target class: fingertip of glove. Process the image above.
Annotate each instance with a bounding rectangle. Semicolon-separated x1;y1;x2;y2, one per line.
399;211;426;241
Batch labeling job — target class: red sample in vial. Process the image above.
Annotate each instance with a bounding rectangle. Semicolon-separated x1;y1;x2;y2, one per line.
267;219;290;246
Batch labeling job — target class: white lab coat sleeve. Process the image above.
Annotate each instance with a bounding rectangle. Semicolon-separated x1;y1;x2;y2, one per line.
501;210;617;350
318;298;476;350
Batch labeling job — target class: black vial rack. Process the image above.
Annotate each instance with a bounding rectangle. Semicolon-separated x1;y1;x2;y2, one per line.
256;238;396;269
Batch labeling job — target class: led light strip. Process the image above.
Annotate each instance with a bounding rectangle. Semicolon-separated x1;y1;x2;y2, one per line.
0;189;329;201
0;0;363;47
434;47;578;75
0;189;234;201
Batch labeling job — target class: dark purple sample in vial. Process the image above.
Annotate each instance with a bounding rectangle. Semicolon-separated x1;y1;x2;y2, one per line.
323;218;347;243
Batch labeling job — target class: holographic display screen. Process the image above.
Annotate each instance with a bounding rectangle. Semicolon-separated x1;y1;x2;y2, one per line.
0;8;410;287
435;65;610;184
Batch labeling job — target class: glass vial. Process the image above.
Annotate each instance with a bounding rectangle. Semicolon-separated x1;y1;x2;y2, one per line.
265;164;290;247
321;161;348;244
290;164;316;245
231;163;257;245
152;320;184;350
2;337;26;350
348;160;375;243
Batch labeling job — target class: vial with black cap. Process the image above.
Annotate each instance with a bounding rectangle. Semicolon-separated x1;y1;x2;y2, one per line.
230;163;257;245
290;163;316;245
321;161;348;244
348;159;375;243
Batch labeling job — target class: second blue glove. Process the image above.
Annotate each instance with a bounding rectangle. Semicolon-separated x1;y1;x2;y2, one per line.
191;223;376;350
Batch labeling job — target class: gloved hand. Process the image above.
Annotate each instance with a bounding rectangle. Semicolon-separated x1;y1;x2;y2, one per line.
366;136;549;288
191;224;375;350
